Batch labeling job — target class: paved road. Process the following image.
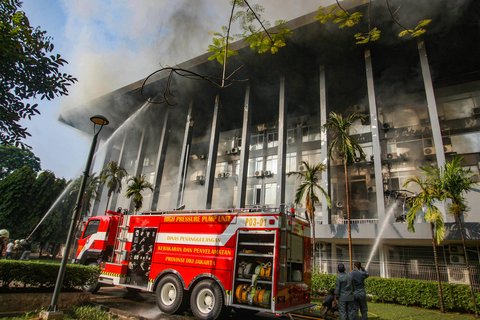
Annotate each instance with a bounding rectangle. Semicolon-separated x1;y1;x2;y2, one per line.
91;287;290;320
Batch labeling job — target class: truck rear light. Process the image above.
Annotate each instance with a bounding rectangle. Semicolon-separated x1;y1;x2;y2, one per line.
269;219;275;225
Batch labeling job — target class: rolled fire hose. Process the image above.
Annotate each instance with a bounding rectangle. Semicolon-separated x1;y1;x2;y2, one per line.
253;286;262;305
261;289;271;307
237;261;247;278
241;286;249;303
235;284;248;303
259;262;271;278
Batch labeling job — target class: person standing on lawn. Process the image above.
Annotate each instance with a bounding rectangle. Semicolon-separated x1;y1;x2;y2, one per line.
335;263;355;320
351;261;369;320
6;240;14;259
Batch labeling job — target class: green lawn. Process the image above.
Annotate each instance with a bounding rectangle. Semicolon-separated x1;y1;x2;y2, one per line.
368;302;477;320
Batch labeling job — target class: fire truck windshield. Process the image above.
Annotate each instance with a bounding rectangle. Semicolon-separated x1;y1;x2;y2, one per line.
82;220;100;238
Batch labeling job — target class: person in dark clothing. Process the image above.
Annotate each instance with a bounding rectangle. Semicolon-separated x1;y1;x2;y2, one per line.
334;263;355;320
321;288;337;317
19;239;31;260
350;261;369;320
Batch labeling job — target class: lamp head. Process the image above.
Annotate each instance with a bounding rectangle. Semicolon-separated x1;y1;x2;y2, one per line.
90;115;109;126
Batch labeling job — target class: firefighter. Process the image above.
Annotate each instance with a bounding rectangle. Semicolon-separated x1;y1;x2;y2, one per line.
350;261;369;320
334;263;354;320
19;239;32;260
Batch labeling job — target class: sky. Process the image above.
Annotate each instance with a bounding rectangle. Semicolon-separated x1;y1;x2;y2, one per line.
19;0;324;180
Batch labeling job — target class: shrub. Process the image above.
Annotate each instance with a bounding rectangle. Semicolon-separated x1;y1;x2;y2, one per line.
311;271;480;313
0;260;99;291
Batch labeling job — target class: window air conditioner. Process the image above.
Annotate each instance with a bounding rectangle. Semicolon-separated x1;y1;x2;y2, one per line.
287;137;294;144
444;145;454;153
386;153;398;160
217;172;230;179
194;175;205;185
254;170;264;177
447;267;470;285
231;147;239;154
423;147;435;156
298;165;306;172
450;254;465;265
263;170;272;177
449;245;462;254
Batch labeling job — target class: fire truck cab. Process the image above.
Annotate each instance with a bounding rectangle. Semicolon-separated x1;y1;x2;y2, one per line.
76;208;313;320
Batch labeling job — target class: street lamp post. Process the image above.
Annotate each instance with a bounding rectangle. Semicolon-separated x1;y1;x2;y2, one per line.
44;115;109;318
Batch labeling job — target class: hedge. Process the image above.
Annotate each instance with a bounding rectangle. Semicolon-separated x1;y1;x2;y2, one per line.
311;272;480;314
0;260;99;291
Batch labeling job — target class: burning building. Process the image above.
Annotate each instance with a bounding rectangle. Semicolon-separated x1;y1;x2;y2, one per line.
61;0;480;283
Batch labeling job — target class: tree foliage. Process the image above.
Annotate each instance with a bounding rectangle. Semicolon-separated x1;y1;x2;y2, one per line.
125;174;153;213
316;0;432;45
404;173;445;244
0;167;68;246
0;144;41;180
324;111;366;270
68;173;101;218
207;0;292;65
100;161;128;212
288;161;331;270
0;0;77;147
0;166;36;239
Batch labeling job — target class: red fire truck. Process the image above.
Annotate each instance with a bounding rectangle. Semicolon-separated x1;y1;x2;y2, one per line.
76;208;313;320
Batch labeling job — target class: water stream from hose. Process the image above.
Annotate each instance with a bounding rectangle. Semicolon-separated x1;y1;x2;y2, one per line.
27;101;153;240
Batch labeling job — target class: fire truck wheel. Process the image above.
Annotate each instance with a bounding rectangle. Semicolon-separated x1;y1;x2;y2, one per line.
155;275;186;314
82;262;101;293
190;279;225;320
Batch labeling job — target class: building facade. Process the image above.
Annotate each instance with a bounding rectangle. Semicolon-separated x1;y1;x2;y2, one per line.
62;0;480;285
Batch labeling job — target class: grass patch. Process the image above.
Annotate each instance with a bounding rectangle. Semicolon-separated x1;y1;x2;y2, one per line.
369;302;477;320
312;299;476;320
0;305;113;320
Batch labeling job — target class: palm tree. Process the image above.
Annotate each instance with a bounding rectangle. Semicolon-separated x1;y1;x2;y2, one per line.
324;111;365;270
404;170;445;313
288;160;331;270
125;174;154;214
439;157;478;316
100;161;128;212
68;173;101;216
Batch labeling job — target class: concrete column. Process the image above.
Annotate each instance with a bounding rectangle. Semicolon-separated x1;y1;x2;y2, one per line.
276;76;287;209
237;85;252;208
205;95;221;209
149;110;170;211
364;48;386;219
319;65;330;224
111;132;128;211
127;127;147;212
176;101;194;208
418;40;445;167
91;134;113;215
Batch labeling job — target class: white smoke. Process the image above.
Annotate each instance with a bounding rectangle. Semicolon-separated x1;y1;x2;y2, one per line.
58;0;324;110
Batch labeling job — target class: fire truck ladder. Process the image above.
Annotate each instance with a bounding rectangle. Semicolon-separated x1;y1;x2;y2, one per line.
113;215;129;264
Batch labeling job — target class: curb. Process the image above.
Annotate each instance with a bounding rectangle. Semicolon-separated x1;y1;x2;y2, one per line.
92;303;149;320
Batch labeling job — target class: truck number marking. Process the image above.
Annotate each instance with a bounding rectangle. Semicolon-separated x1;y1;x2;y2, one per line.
245;217;267;227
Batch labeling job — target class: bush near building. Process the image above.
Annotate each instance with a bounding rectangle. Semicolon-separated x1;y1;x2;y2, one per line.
0;260;98;291
312;272;480;314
